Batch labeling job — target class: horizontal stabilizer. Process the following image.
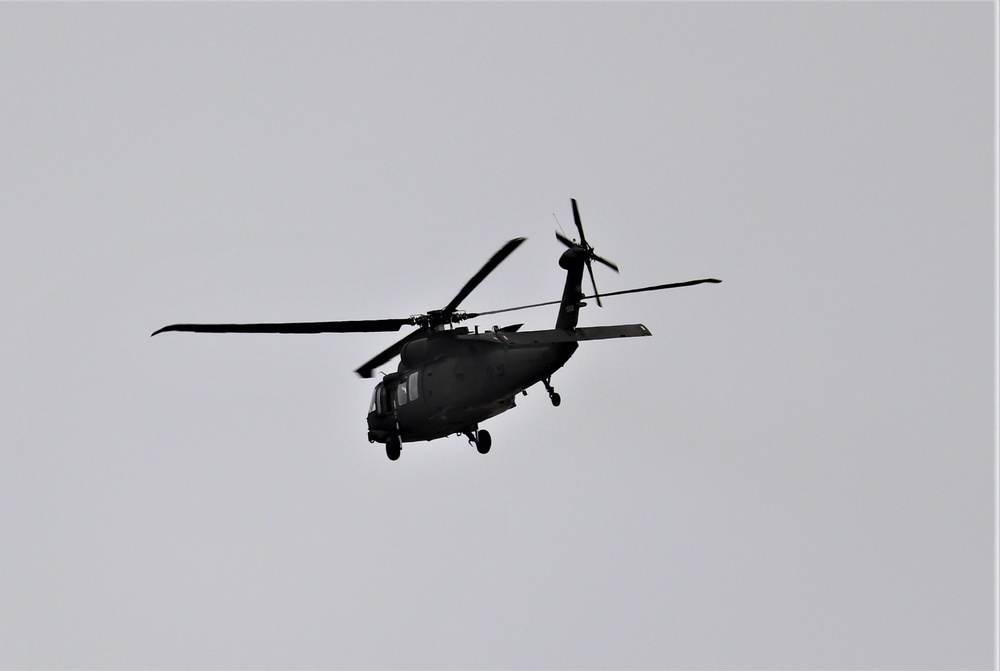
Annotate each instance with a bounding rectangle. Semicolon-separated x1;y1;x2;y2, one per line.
486;324;651;347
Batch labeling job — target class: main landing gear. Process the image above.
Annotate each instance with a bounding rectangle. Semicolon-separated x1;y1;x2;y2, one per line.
464;428;492;454
543;377;561;407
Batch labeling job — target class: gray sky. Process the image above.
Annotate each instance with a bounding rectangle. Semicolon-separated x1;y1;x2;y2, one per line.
0;2;994;669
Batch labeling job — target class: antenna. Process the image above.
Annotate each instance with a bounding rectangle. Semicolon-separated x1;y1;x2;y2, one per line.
552;212;570;241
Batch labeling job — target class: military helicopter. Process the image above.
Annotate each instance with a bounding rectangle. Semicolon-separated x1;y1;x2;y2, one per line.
153;199;720;460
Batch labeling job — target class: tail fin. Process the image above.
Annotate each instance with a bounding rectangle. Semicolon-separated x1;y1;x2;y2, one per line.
555;248;587;330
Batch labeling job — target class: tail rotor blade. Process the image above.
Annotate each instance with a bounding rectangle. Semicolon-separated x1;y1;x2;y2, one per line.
555;230;576;249
585;260;603;307
571;198;588;248
591;252;619;273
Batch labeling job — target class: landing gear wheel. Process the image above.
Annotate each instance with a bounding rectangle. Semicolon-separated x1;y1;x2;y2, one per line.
543;378;561;407
476;429;492;454
386;436;401;461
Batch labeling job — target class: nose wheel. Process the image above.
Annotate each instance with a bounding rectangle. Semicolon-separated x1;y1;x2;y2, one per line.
385;435;401;461
543;378;561;407
464;428;492;454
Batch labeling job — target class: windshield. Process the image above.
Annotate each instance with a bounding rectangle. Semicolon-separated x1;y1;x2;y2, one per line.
370;383;389;415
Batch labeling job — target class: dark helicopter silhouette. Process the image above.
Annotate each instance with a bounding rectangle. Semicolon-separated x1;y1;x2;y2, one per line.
153;199;720;460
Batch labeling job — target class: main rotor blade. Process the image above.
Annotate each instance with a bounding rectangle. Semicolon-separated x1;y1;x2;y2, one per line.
594;278;721;299
469;278;722;318
571;198;588;248
469;298;565;318
355;328;426;378
442;237;526;314
151;318;411;337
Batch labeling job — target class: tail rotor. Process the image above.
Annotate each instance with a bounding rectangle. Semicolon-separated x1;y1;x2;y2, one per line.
555;198;619;306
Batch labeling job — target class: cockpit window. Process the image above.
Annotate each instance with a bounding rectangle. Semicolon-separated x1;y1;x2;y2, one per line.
397;378;408;406
408;371;419;400
370;384;387;415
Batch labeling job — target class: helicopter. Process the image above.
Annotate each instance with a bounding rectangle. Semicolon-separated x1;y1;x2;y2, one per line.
152;199;720;460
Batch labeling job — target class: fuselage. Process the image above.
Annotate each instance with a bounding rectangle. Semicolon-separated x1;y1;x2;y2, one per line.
366;331;576;443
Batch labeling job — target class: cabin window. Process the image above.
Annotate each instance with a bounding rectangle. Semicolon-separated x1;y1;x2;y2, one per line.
408;371;419;400
397;378;408;406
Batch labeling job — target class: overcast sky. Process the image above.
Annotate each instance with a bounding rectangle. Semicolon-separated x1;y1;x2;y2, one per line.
0;2;995;669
